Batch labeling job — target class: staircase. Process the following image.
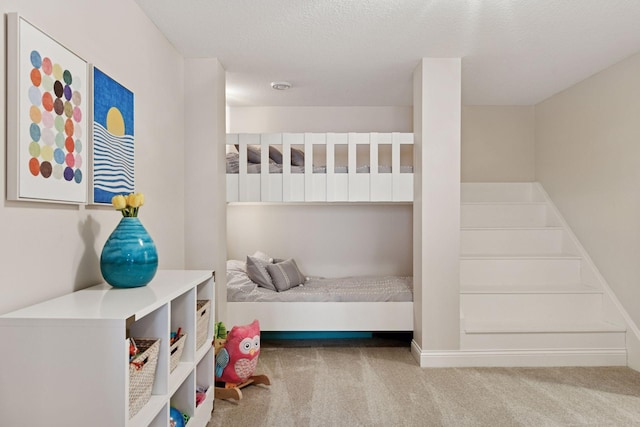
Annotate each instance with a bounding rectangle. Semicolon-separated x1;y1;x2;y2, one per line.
459;182;627;366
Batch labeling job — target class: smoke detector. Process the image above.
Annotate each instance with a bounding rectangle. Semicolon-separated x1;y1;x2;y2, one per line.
270;81;292;90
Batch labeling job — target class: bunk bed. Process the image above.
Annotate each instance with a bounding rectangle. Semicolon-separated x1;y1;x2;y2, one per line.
226;132;414;203
224;132;414;333
225;257;414;332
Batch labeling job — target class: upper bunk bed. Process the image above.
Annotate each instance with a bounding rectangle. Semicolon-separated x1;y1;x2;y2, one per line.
226;132;414;203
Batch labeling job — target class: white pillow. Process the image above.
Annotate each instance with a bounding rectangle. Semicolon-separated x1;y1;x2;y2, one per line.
251;250;273;263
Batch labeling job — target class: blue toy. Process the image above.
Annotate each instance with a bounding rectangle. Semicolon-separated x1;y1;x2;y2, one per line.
169;407;185;427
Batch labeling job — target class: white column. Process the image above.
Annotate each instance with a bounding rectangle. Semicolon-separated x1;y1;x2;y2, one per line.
184;58;227;320
412;58;461;364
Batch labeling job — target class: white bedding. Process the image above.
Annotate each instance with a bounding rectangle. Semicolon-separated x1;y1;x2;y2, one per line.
227;260;413;303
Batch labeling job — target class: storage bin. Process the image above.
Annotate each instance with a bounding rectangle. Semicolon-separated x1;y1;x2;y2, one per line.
129;338;160;419
169;333;187;373
196;300;210;349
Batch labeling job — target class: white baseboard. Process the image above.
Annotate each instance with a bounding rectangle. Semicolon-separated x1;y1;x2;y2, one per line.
411;340;626;368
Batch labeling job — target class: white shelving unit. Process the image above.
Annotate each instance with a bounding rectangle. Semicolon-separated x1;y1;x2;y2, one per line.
0;270;215;427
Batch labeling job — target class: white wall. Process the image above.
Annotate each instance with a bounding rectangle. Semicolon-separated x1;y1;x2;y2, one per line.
228;106;413;133
227;204;412;277
462;106;535;182
535;51;640;332
0;0;186;314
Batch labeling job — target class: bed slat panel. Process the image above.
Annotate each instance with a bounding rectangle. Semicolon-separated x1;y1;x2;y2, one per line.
397;175;413;202
291;175;305;201
226;175;239;202
239;134;260;202
391;132;402;202
395;132;414;202
260;134;279;201
326;133;337;201
227;132;414;203
304;133;314;202
282;133;294;202
246;175;261;201
226;302;414;331
226;134;239;202
311;133;329;202
349;133;369;201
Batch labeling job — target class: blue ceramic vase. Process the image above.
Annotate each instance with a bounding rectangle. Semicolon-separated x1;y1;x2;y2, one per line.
100;217;158;288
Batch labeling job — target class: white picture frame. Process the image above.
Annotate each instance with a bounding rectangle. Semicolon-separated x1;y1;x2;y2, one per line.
6;13;88;204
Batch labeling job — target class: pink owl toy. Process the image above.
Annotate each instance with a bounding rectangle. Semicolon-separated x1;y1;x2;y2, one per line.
215;319;261;386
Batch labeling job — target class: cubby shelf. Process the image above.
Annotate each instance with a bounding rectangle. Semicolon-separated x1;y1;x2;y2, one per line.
0;270;215;427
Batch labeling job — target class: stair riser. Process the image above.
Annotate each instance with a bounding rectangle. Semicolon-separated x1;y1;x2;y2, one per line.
461;183;540;203
458;183;627;359
460;331;626;350
461;293;602;323
461;229;564;255
461;204;551;228
460;258;582;286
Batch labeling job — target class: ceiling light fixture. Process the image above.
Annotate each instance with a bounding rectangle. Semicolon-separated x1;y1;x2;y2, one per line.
270;81;291;90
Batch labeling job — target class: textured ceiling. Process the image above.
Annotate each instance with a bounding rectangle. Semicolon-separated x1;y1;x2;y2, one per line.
134;0;640;107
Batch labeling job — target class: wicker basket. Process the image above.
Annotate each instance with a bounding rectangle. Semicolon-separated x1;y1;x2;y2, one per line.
196;300;210;350
129;338;160;419
169;333;187;373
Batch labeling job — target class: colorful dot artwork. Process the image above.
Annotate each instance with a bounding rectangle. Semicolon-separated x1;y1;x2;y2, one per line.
27;49;83;184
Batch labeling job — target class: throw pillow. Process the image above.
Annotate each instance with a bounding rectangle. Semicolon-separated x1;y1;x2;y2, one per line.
291;147;305;167
265;258;306;292
246;256;276;291
251;250;273;263
235;144;262;164
269;146;283;164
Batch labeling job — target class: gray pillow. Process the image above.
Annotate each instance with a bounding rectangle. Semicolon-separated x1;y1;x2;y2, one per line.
291;147;305;167
235;144;262;163
269;146;283;164
265;259;306;292
246;256;276;291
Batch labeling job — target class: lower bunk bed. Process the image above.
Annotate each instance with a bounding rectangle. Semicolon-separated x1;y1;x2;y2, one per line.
225;259;414;332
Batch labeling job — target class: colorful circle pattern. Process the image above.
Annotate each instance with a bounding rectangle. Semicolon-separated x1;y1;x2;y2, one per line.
28;50;83;184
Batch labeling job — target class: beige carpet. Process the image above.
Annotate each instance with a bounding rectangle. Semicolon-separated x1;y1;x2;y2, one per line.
209;346;640;426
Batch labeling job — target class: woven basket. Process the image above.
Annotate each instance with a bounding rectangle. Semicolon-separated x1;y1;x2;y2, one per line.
169;333;187;373
129;338;160;419
196;300;210;350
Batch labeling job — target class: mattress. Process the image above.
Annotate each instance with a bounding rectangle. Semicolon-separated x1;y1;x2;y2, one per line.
227;260;413;303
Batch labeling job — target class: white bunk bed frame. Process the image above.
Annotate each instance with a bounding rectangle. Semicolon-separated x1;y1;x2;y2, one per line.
225;131;414;333
226;301;414;332
226;132;414;203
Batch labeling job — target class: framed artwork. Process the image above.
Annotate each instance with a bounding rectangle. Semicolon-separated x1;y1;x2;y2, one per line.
90;66;135;204
6;13;88;203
